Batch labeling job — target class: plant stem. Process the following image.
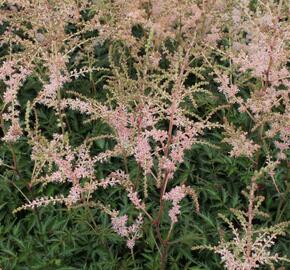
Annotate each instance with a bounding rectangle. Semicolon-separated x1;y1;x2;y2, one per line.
160;240;170;270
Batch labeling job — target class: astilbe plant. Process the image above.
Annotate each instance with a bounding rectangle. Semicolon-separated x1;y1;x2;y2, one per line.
0;0;289;269
192;1;290;269
193;165;290;270
0;0;102;136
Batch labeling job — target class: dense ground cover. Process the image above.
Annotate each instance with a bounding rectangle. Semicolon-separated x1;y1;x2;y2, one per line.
0;1;289;269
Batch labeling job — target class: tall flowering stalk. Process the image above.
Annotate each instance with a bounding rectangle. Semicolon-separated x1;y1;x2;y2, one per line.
193;168;290;270
193;1;290;269
0;60;30;142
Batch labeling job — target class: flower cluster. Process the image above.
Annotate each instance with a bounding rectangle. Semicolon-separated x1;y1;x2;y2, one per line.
222;120;260;158
111;213;143;250
213;182;290;270
0;61;30;142
164;185;199;224
163;186;187;224
29;134;96;207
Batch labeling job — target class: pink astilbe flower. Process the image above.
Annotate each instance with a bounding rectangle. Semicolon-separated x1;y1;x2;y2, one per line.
163;185;187;223
134;135;153;174
231;7;289;83
30;134;96;206
98;170;145;210
98;0;223;48
147;0;202;40
225;134;259;158
226;3;290;146
205;171;290;270
163;185;187;204
147;129;168;152
223;122;260;158
60;98;96;115
74;145;96;180
36;54;69;108
97;170;128;188
160;157;176;180
270;118;290;160
111;214;129;237
0;62;30;104
168;204;181;224
31;134;95;183
0;60;30;142
214;217;289;270
243;87;281;117
205;24;221;44
136;104;158;129
126;213;143;247
44;171;63;183
13;195;66;213
150;115;206;181
170;124;200;164
215;74;239;102
111;213;143;250
2;118;22;143
66;184;82;207
127;188;145;210
234;33;288;82
106;105;134;150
